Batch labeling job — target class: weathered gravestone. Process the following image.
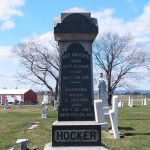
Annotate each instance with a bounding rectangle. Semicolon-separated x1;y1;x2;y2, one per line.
17;100;23;108
128;98;134;107
118;101;123;107
128;97;131;106
44;11;108;149
4;97;9;109
98;73;108;107
54;100;59;110
109;96;120;139
128;96;134;107
98;73;109;118
94;99;109;131
144;97;147;106
42;102;48;118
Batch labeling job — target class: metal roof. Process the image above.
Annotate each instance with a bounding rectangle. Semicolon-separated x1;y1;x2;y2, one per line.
0;89;31;95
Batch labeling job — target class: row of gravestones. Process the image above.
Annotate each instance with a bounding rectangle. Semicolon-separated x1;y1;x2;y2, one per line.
41;96;59;118
96;74;148;139
94;96;120;139
42;74;149;138
118;97;148;107
4;97;23;109
128;97;148;107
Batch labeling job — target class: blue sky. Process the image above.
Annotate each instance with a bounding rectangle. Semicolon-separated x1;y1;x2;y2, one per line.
0;0;150;90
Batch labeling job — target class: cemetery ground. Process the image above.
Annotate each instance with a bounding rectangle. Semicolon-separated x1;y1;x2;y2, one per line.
0;96;150;150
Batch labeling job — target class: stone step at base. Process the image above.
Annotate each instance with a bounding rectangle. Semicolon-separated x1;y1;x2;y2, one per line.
44;142;108;150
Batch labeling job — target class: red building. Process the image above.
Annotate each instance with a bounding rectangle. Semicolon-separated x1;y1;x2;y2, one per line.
0;89;37;105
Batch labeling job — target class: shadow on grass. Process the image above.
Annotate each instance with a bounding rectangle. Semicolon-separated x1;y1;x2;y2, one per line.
119;127;134;131
122;118;150;120
119;127;150;137
125;132;150;136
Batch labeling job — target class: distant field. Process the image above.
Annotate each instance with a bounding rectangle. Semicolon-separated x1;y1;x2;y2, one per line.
118;95;150;106
95;94;150;106
0;95;150;150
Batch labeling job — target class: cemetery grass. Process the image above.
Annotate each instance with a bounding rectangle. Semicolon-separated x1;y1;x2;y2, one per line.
0;105;57;150
0;98;150;149
103;105;150;150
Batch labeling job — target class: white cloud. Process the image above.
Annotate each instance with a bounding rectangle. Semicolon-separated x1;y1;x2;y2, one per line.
64;7;86;13
125;0;137;13
0;70;26;89
0;46;25;89
126;2;150;36
21;31;56;53
91;2;150;45
38;31;54;41
0;0;25;31
0;0;24;20
92;9;126;36
55;7;86;26
0;46;12;60
1;20;15;30
22;31;54;42
0;45;19;64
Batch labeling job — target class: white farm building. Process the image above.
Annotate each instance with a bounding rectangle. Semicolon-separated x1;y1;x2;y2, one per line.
0;89;37;105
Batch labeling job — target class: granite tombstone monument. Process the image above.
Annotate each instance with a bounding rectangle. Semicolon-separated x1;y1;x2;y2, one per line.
44;11;107;150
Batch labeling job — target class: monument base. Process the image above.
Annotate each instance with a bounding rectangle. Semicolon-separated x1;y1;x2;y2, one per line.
44;142;108;150
52;121;102;147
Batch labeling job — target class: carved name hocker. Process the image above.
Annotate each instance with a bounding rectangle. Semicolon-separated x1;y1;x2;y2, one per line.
52;124;101;146
55;130;98;142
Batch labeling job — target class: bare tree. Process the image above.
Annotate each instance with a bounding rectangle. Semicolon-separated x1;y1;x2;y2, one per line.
93;32;146;105
145;53;150;71
11;38;59;100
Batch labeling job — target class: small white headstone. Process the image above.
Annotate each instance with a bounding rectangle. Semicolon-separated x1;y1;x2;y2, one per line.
142;98;148;106
130;99;134;107
17;100;23;108
118;101;123;107
144;97;147;106
54;100;59;110
4;97;9;109
42;102;48;118
43;95;52;104
109;95;120;139
94;99;109;131
142;99;144;106
128;97;131;106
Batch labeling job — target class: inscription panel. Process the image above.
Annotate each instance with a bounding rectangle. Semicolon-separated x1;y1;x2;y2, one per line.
52;124;101;146
59;43;94;121
55;130;98;142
